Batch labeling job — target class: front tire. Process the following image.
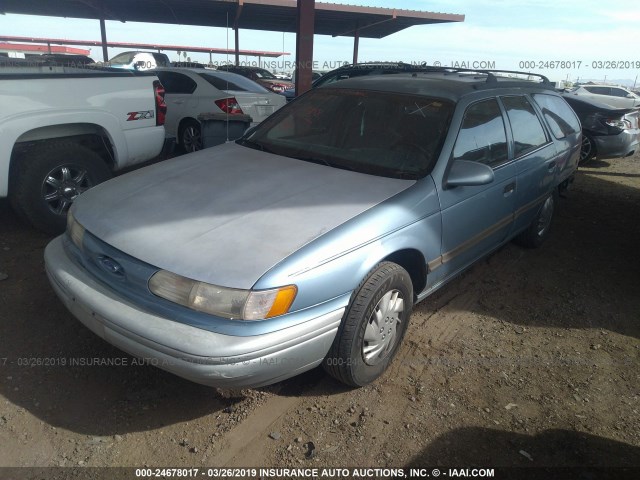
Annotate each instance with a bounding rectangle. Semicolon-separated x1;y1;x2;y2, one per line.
579;133;596;165
9;141;112;234
324;262;413;387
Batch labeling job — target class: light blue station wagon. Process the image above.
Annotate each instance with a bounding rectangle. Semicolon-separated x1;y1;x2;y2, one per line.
45;70;581;387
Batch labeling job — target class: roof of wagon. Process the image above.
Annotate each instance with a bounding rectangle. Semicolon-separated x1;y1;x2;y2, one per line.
323;70;555;101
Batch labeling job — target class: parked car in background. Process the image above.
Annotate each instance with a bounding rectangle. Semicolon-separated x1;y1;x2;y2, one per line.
283;62;439;101
562;94;640;163
215;65;294;94
171;61;206;68
109;51;170;71
45;70;580;389
34;54;95;67
154;67;286;152
566;84;640;109
0;64;169;233
282;70;326;101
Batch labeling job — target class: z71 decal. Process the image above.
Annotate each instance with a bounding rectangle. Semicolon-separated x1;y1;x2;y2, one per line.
126;111;155;121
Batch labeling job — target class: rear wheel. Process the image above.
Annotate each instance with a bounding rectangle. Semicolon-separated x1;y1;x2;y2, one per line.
579;133;596;164
514;191;557;249
180;120;202;153
324;262;413;387
9;141;112;234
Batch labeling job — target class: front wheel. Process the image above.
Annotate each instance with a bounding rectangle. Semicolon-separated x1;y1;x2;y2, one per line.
579;133;596;165
324;262;413;387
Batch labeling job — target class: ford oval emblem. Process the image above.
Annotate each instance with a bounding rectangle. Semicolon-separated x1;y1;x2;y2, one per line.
98;256;124;276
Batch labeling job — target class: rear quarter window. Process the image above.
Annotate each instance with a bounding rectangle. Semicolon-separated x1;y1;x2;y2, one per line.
532;93;581;139
156;71;197;94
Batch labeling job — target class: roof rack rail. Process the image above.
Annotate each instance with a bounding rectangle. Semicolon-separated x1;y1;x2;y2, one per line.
407;66;553;86
441;67;552;86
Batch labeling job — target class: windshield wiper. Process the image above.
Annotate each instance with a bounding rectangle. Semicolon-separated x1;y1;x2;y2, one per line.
237;138;274;154
291;155;332;167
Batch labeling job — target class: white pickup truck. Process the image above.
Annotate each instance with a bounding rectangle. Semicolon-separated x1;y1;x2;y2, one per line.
0;61;171;233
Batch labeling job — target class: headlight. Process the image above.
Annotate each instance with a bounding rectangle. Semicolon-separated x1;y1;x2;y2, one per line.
148;270;297;321
67;210;85;251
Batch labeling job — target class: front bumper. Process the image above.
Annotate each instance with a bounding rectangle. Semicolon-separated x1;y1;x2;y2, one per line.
44;236;344;388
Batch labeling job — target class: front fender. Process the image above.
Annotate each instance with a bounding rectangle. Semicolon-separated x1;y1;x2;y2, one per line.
254;178;443;311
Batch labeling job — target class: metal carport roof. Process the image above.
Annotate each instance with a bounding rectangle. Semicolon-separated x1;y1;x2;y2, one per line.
0;0;464;94
0;1;464;39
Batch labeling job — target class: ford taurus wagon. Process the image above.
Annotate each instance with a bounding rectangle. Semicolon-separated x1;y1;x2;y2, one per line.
45;69;581;388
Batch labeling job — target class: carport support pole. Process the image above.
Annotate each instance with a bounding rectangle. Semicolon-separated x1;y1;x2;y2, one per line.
99;18;108;62
353;27;360;64
235;28;240;66
295;0;315;96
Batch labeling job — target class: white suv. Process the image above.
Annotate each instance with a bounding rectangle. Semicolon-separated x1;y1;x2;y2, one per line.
567;84;640;109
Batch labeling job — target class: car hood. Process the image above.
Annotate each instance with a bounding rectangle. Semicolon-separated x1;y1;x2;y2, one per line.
74;143;414;289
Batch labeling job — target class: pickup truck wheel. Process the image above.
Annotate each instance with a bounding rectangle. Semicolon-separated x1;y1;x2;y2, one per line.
514;191;557;249
180;120;202;153
323;262;413;387
10;142;112;234
579;133;596;164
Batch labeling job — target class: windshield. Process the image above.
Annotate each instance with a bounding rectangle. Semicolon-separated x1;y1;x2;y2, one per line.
240;88;454;180
109;52;137;65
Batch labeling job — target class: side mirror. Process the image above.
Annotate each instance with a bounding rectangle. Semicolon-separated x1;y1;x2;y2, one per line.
626;93;635;99
446;159;495;188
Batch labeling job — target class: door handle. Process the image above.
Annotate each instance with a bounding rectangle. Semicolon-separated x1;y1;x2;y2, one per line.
547;160;556;171
503;182;516;196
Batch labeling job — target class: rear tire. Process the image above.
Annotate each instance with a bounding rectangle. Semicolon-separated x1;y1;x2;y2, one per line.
323;262;413;387
514;190;557;249
9;141;112;234
179;120;202;153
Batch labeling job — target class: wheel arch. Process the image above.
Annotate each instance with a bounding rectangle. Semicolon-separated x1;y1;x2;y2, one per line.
10;123;117;171
381;248;427;299
177;117;200;145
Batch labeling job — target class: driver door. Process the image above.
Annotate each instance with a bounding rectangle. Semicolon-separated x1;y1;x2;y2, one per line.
435;98;517;279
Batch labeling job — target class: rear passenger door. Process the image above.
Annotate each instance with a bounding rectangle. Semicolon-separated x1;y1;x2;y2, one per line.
436;98;517;278
499;95;558;234
531;93;582;184
155;71;198;136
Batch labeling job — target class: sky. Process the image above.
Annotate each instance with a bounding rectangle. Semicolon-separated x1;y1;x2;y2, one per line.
0;0;638;85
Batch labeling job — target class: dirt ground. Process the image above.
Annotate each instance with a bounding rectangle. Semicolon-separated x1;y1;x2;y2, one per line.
0;151;639;479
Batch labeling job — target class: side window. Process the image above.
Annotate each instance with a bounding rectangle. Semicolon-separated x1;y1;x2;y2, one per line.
585;86;610;95
532;93;581;139
501;96;548;157
157;72;196;94
453;99;508;167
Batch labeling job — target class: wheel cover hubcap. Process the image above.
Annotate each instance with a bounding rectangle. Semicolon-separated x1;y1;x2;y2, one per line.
580;136;592;162
362;289;404;366
41;165;92;215
536;196;554;237
183;126;201;152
